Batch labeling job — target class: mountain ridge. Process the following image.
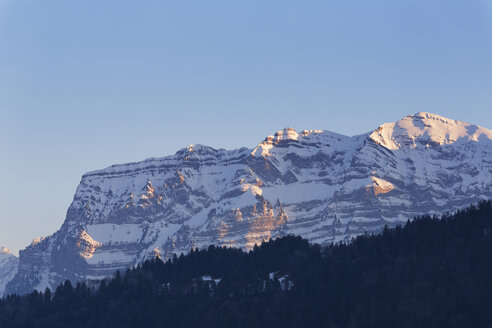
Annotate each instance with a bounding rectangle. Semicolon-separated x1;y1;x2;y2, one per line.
0;247;18;297
5;112;492;295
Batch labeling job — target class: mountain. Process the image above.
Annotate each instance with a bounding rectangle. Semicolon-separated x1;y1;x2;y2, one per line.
5;112;492;295
0;247;18;297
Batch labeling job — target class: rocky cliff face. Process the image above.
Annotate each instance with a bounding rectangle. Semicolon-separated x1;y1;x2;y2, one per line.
0;247;18;297
6;112;492;295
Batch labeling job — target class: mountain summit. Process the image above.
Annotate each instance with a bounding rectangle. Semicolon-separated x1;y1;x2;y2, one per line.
5;113;492;295
370;112;492;150
0;247;13;255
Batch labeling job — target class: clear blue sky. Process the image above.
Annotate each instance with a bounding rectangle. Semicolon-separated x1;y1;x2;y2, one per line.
1;0;492;254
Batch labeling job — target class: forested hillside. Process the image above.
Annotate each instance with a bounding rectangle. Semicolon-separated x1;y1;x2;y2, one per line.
1;201;492;328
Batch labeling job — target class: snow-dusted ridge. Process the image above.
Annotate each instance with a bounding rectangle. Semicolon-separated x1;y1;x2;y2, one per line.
0;247;18;297
5;112;492;295
370;112;492;150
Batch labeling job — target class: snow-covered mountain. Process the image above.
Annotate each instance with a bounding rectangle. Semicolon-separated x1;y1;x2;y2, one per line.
0;247;18;297
5;112;492;295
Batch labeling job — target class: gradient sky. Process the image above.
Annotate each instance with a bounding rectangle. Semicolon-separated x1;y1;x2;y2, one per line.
1;0;492;254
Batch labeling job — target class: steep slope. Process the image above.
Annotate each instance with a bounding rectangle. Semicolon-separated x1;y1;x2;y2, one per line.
6;112;492;295
0;247;18;297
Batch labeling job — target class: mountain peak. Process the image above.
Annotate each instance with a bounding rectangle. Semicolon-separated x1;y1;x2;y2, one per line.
261;127;300;145
370;112;492;150
175;144;219;157
0;247;13;256
274;127;299;141
411;112;454;122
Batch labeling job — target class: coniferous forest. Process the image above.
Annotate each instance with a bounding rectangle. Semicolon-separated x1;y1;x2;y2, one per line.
1;201;492;327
